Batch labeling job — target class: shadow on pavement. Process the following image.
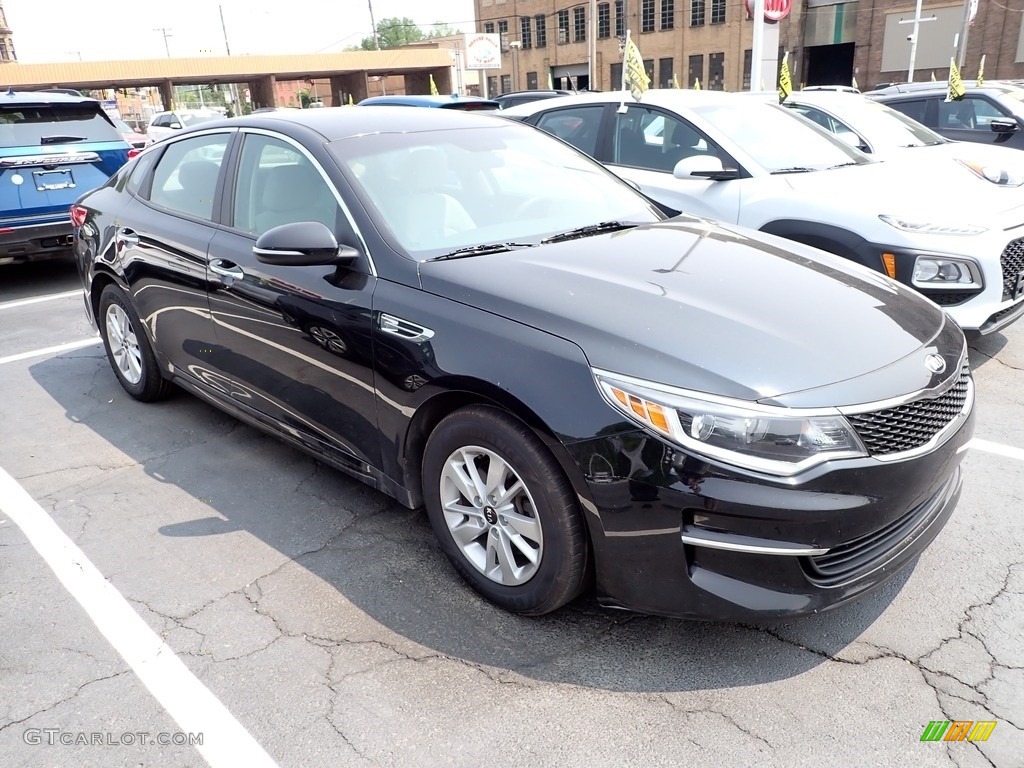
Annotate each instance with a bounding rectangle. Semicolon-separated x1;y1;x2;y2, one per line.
31;352;908;694
0;257;79;303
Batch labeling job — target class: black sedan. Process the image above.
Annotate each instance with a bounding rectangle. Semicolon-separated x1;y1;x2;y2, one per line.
72;107;974;620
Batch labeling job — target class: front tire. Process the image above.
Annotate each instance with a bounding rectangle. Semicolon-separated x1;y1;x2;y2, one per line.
422;405;589;615
98;283;172;402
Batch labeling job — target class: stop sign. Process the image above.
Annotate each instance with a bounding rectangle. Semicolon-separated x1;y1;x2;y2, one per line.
745;0;792;21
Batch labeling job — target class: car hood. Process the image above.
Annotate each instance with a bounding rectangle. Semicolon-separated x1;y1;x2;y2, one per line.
419;219;949;405
782;159;1024;225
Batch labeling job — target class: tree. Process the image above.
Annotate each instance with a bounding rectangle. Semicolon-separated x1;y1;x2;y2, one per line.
360;17;425;50
427;24;461;39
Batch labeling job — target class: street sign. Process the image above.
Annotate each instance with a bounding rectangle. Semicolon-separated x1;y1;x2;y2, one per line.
464;34;501;70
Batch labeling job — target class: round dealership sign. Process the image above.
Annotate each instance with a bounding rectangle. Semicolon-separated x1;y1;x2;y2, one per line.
745;0;792;21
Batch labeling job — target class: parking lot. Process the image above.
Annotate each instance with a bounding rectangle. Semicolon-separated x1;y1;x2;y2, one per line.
0;258;1021;768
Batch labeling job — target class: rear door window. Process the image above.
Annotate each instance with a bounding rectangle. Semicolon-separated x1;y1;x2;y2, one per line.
534;105;605;156
147;134;231;221
0;104;123;148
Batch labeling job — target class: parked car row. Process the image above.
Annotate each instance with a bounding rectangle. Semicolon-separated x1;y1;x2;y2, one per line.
70;104;977;622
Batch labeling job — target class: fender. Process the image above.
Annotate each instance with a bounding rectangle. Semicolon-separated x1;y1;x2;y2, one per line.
759;220;879;272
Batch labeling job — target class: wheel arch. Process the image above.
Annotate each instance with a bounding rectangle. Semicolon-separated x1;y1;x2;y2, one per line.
759;219;874;269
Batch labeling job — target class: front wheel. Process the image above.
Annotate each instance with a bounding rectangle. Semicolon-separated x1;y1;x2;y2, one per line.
98;283;173;402
422;405;589;615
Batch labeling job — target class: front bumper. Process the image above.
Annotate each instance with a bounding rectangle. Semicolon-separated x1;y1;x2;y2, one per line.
0;218;74;264
566;402;974;621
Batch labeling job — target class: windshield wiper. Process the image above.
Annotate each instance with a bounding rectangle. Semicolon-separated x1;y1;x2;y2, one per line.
541;221;636;244
770;166;815;174
40;135;86;144
425;242;537;262
827;161;860;169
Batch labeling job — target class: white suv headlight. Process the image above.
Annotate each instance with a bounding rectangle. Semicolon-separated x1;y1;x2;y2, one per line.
594;371;868;476
911;256;982;288
879;215;987;236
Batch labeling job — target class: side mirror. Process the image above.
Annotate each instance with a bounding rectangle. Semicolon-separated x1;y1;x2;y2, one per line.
990;118;1019;134
253;221;359;266
169;121;183;130
673;155;740;181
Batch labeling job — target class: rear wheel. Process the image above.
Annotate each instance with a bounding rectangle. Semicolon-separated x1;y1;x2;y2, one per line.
98;283;172;402
422;405;588;615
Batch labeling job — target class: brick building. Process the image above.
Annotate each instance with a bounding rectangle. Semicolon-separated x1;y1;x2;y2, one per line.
473;0;805;94
474;0;1024;95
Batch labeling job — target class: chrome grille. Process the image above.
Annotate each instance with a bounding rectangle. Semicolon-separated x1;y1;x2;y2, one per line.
1001;237;1024;300
846;364;971;456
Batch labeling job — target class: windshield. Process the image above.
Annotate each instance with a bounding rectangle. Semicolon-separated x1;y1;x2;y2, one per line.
0;104;122;146
828;99;944;147
331;123;663;259
691;101;869;173
180;112;219;126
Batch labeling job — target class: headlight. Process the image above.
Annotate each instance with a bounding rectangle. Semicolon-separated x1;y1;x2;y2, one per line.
594;372;867;476
879;215;987;236
911;255;982;288
956;158;1024;187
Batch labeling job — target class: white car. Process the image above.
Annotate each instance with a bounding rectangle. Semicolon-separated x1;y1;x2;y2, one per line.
776;91;1024;180
145;109;222;145
505;90;1024;335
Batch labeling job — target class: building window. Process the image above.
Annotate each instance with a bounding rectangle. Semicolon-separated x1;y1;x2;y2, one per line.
611;63;622;89
558;10;570;43
711;0;726;24
644;59;655;85
488;76;499;96
690;0;705;26
709;52;724;89
527;71;538;89
598;3;611;38
574;7;587;41
615;0;626;37
688;54;703;88
501;74;512;93
743;49;752;89
659;57;674;88
536;14;547;47
484;22;495;33
521;16;532;49
661;0;675;30
0;42;9;61
498;19;509;49
642;0;655;32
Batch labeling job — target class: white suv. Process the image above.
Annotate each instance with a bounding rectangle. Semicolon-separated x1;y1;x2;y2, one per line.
145;109;222;145
506;90;1024;335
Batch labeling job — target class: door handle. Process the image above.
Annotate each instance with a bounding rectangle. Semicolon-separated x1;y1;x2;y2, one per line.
209;258;245;279
116;227;139;246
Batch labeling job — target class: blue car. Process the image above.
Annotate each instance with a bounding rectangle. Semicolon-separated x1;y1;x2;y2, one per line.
0;90;129;266
358;94;500;111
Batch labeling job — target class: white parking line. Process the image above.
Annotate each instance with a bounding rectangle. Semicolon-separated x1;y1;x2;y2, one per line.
0;466;279;768
969;438;1024;462
0;338;101;366
0;290;83;311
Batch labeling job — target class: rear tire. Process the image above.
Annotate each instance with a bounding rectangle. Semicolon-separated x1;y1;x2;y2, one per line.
422;405;589;615
98;283;173;402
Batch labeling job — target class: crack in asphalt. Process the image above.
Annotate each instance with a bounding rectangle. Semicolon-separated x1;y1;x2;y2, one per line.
969;345;1024;372
656;695;773;749
0;669;130;735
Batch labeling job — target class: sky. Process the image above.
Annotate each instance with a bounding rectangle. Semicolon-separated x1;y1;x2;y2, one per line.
4;0;478;63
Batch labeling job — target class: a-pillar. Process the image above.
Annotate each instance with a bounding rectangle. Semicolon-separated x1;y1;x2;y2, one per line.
330;73;369;105
158;79;174;111
247;74;277;109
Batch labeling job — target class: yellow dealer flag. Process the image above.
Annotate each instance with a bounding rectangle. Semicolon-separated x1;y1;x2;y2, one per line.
347;94;354;106
977;54;986;87
693;77;701;90
778;52;793;103
931;71;937;82
852;75;859;91
622;31;650;101
948;57;966;101
672;73;680;89
429;74;439;96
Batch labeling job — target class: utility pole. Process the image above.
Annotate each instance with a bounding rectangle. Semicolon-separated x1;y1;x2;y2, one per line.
368;0;380;49
588;0;597;89
153;27;172;58
219;4;241;115
899;0;937;82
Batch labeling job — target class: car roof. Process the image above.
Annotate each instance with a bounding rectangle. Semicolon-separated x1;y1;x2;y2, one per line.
500;88;753;117
188;105;517;142
358;94;499;108
0;89;103;107
869;81;1024;96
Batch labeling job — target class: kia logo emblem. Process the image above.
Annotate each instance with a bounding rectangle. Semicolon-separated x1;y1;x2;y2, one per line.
925;354;946;374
